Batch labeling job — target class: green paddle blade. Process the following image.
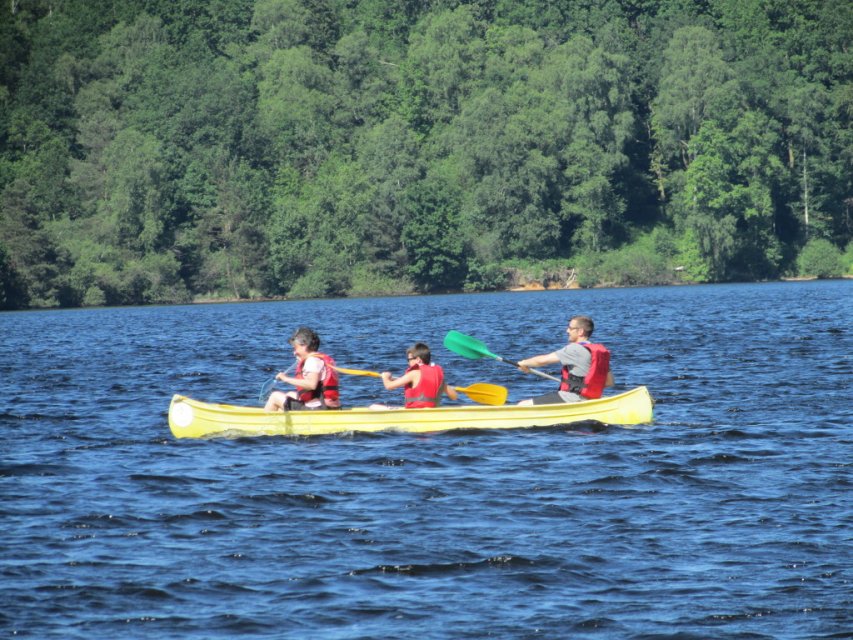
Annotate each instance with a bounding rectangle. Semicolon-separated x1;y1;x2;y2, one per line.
443;330;499;360
454;382;508;406
444;330;561;383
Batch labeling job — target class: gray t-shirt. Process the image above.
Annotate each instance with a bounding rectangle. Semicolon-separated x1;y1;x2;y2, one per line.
552;342;592;402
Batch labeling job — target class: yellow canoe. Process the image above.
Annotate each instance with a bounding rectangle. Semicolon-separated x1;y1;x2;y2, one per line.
168;386;653;438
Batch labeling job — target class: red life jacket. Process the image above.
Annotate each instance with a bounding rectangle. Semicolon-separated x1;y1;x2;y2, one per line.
404;363;444;408
559;342;610;399
295;352;340;407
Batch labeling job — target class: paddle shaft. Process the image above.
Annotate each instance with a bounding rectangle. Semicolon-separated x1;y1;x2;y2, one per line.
494;355;561;383
332;366;381;377
259;362;297;402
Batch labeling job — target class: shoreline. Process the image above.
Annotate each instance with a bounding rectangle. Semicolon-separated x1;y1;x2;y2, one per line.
189;275;852;305
5;277;849;311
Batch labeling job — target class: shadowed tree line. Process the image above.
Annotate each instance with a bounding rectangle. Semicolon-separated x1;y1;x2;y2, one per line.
1;0;851;309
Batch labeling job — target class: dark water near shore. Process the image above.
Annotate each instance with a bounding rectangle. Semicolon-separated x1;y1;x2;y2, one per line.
1;281;851;639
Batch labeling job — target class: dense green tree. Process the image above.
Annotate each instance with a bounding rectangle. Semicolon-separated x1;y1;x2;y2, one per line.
530;35;635;254
0;2;27;93
256;45;339;173
401;170;466;291
251;0;316;54
353;116;424;276
678;114;787;281
0;112;75;306
844;242;853;275
1;0;851;307
332;29;398;129
680;121;740;280
191;157;269;298
3;116;71;221
6;0;131;143
0;241;29;309
797;237;844;278
438;26;553;263
780;75;833;240
492;0;569;36
267;154;368;296
141;0;254;51
0;175;70;307
651;25;732;172
98;128;170;252
343;0;426;58
481;24;544;86
399;6;487;132
70;77;122;213
726;110;786;278
443;86;559;261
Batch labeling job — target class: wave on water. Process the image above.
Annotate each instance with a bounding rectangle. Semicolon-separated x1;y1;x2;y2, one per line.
2;281;851;639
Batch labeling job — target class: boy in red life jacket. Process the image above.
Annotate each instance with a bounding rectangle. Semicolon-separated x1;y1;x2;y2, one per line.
370;342;458;410
264;327;341;412
516;315;614;406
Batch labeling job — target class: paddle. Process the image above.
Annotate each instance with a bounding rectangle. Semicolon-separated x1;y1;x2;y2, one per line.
333;366;382;378
443;330;561;383
452;383;508;406
333;366;508;406
259;362;296;402
258;377;277;402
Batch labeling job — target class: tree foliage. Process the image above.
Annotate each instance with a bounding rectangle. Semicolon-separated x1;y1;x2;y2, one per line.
797;237;844;278
1;0;850;308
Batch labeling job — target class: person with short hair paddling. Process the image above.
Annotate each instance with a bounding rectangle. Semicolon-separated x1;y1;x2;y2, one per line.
264;327;341;412
516;315;614;406
370;342;458;410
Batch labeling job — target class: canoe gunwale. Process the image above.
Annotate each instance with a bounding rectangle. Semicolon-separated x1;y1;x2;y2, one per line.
168;387;654;439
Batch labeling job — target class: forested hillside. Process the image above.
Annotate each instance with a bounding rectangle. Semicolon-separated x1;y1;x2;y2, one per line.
1;0;850;309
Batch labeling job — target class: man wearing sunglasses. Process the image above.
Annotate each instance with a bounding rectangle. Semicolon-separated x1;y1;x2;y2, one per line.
516;315;613;406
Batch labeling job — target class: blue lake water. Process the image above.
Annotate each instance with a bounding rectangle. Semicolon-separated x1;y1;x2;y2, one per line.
1;281;851;639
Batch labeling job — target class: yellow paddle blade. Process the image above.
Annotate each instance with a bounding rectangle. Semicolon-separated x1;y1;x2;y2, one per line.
453;382;508;406
333;366;382;378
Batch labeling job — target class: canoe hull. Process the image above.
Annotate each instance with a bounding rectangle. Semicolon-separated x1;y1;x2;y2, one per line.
168;386;654;438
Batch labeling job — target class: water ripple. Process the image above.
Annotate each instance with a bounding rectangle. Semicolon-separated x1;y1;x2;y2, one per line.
1;281;851;639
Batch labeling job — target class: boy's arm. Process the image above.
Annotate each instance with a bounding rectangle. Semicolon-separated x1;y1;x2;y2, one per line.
381;370;418;391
